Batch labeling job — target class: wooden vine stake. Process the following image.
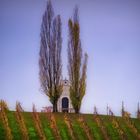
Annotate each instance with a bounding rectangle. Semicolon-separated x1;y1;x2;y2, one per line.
78;114;93;140
0;100;13;140
93;106;110;140
64;113;75;140
32;104;46;140
49;113;61;140
15;101;29;140
108;107;127;140
122;102;140;139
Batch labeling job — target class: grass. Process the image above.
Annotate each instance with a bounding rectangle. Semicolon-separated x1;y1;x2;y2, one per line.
0;111;140;140
84;115;103;140
0;116;6;140
132;118;140;133
117;117;136;140
101;116;120;140
7;111;22;140
40;113;55;140
22;112;39;139
54;113;71;140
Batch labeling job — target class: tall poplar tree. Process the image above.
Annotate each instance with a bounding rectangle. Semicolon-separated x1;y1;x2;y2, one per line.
68;7;88;113
39;0;62;112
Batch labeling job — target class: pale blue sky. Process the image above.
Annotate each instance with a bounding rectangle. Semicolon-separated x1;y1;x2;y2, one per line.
0;0;140;117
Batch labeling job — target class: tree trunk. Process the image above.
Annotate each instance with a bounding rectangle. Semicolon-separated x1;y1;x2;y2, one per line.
53;100;58;112
75;106;79;114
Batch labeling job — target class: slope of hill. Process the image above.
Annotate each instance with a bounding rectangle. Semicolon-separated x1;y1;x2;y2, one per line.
0;110;140;140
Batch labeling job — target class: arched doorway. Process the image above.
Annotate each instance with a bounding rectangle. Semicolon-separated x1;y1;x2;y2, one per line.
62;97;69;113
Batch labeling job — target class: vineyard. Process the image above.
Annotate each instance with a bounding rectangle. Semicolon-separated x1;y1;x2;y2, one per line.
0;101;140;140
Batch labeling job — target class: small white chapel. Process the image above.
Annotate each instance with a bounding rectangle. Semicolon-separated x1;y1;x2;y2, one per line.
57;79;75;113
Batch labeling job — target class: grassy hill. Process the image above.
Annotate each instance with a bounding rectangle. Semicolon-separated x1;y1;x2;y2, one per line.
0;110;140;140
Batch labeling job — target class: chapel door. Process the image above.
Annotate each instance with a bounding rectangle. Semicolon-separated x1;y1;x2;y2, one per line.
62;97;69;113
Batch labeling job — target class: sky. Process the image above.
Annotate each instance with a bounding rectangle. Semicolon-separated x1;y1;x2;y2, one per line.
0;0;140;117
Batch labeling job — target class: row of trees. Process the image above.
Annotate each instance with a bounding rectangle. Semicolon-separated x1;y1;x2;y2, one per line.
39;0;88;113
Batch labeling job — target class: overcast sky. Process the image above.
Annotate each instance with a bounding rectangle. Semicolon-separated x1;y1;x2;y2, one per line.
0;0;140;117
